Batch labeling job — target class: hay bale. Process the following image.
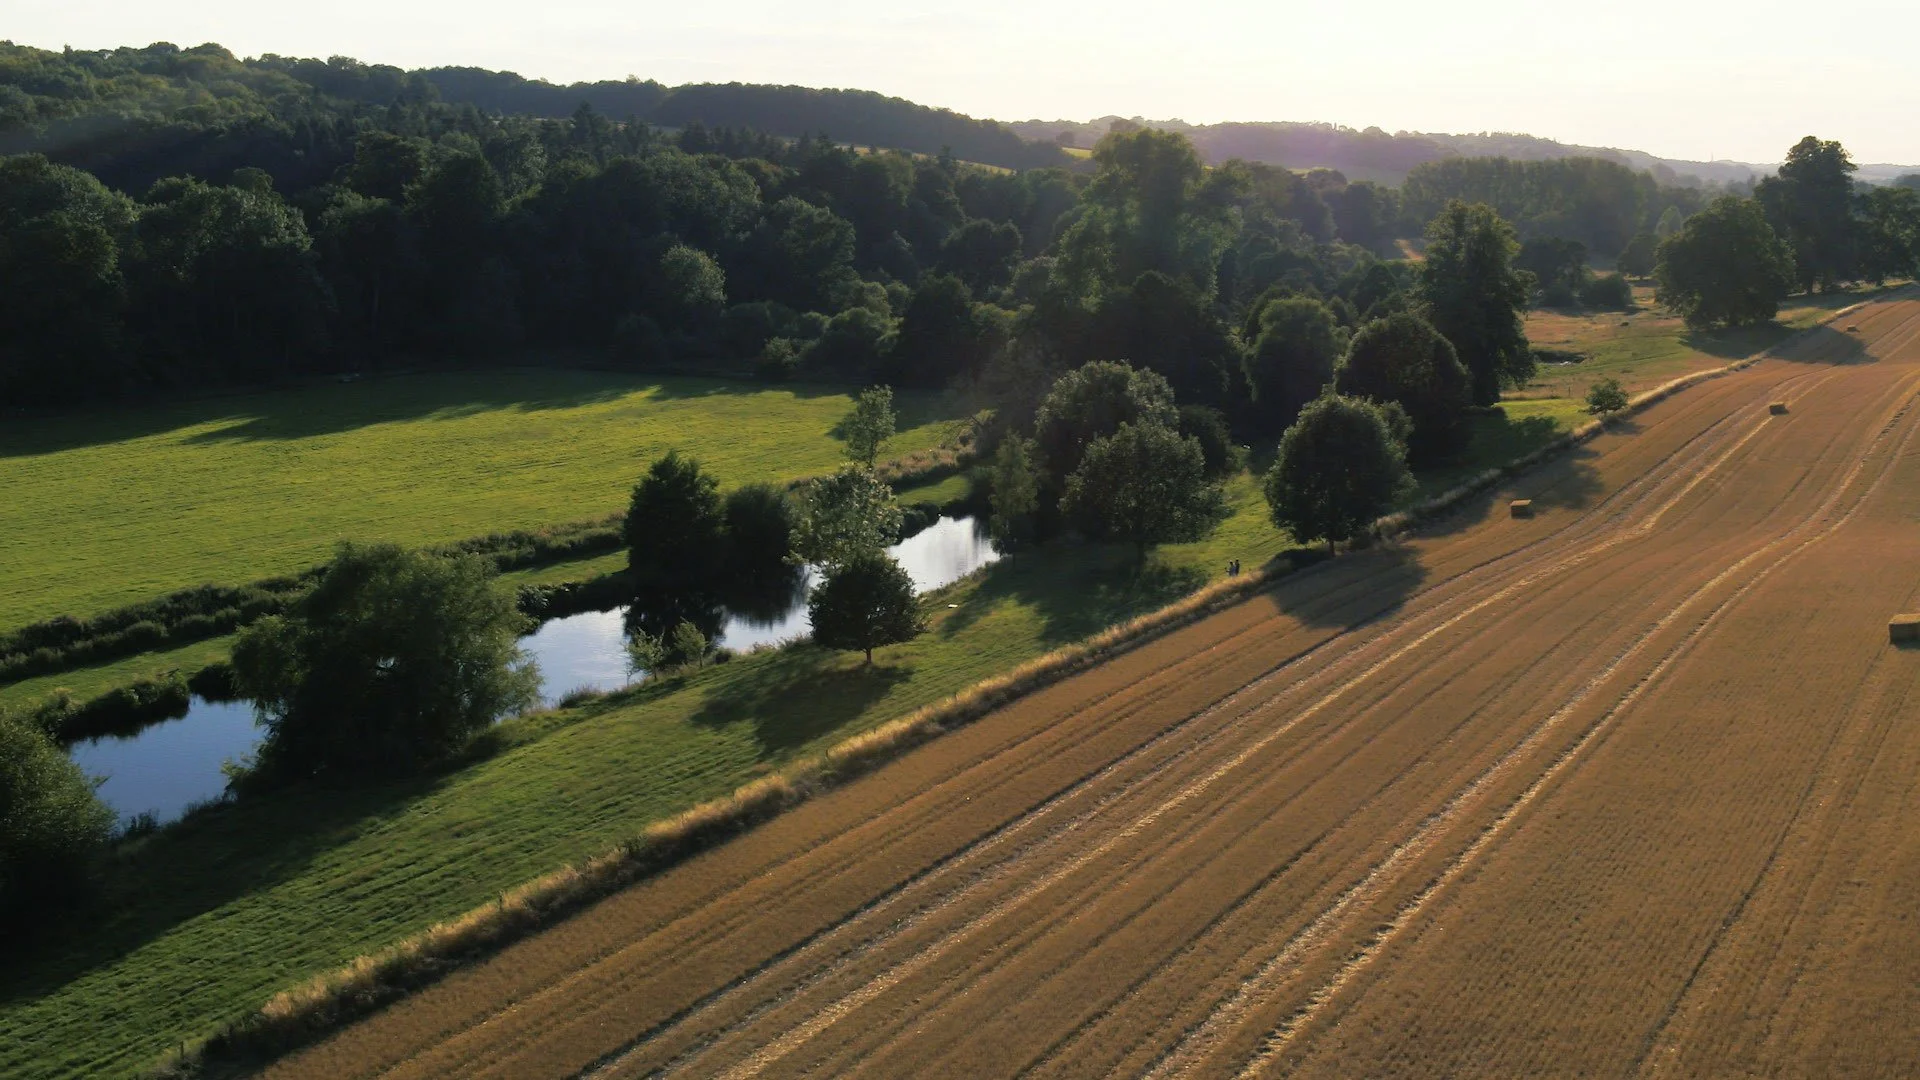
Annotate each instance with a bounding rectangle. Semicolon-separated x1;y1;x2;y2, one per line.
1891;614;1920;645
1847;325;1861;333
1769;402;1789;415
1509;499;1534;519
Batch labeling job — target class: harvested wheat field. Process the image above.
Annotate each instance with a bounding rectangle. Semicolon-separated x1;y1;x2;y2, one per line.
272;294;1920;1079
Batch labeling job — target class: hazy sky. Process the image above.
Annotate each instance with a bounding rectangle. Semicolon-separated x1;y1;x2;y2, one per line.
15;0;1920;165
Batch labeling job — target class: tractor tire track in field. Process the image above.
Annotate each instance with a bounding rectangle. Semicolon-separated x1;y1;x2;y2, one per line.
266;295;1920;1080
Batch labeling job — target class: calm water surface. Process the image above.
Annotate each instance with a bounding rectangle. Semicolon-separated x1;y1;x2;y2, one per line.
74;516;998;825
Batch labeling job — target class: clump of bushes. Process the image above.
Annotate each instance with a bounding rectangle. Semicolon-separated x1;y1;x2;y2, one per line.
28;672;193;743
0;579;309;683
1586;377;1630;415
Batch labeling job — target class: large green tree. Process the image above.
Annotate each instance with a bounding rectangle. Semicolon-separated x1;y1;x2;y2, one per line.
626;451;729;615
792;465;903;569
1032;360;1179;493
1241;296;1342;436
1419;200;1534;406
1654;196;1796;329
1264;394;1414;551
1061;421;1223;558
1756;136;1857;292
232;543;539;781
808;550;926;663
1334;312;1472;464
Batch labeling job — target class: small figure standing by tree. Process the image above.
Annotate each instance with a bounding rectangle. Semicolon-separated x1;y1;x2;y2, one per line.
842;384;897;468
808;550;927;663
1264;395;1414;554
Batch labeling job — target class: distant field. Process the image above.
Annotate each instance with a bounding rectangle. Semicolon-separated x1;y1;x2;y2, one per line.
1519;284;1887;400
0;372;964;632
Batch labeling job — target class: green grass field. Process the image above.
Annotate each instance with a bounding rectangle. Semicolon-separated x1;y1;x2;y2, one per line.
0;371;965;633
1518;284;1886;400
0;473;1291;1080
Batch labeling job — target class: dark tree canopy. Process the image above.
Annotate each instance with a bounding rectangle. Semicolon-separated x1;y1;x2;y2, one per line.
1654;196;1796;329
1756;136;1857;293
1241;296;1342;436
626;451;729;621
1419;200;1534;406
1334;312;1472;465
1264;394;1414;549
0;709;116;920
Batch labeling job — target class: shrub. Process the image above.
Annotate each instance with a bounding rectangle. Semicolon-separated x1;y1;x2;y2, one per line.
1177;404;1239;479
1580;272;1634;310
1586;377;1630;415
755;337;801;382
0;708;115;920
187;661;241;702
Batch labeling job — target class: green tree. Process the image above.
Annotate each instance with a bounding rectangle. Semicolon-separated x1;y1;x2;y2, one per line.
808;550;926;663
842;384;897;467
987;434;1039;556
626;451;728;613
1515;237;1589;305
1032;360;1179;493
887;273;993;388
645;244;727;331
1586;377;1629;415
1655;196;1796;329
0;708;116;918
1654;206;1686;238
804;306;892;380
232;543;539;781
723;482;799;596
792;465;903;569
1061;421;1224;559
1756;136;1858;291
1055;127;1229;294
1419;200;1534;405
1334;312;1472;464
1264;394;1414;552
1857;186;1920;284
939;217;1023;292
1617;233;1659;278
1241;296;1342;436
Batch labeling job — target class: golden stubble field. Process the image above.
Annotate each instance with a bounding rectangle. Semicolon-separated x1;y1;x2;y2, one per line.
268;296;1920;1078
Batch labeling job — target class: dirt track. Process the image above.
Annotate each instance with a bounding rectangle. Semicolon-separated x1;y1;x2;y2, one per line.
272;295;1920;1079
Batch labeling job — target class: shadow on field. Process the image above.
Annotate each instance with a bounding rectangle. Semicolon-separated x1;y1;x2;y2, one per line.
1764;323;1871;365
0;770;448;1008
0;369;858;458
1256;545;1429;631
939;548;1209;647
1416;438;1607;539
690;645;910;752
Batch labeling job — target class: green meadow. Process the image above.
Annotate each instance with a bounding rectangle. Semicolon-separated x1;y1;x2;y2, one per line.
0;371;965;633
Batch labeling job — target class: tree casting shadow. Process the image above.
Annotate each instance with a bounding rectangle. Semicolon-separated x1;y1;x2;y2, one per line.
689;644;911;753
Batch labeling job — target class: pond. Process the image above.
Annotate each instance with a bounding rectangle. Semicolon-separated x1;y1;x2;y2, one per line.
72;516;999;826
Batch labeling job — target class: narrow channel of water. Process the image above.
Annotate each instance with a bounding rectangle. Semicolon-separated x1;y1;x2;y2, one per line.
72;516;999;825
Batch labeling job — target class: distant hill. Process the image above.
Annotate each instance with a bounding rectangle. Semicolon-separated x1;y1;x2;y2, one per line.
1009;117;1920;188
417;69;1071;171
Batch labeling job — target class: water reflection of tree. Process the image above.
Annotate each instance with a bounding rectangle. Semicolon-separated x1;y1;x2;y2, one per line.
721;563;809;626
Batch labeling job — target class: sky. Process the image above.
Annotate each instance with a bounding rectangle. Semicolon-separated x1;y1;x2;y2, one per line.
15;0;1920;165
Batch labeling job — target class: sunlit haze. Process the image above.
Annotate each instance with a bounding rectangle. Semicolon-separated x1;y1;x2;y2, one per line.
15;0;1920;165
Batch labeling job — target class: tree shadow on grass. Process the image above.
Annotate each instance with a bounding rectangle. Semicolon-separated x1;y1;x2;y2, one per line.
0;369;872;458
1682;320;1868;365
938;547;1209;648
688;644;911;753
0;760;465;1007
